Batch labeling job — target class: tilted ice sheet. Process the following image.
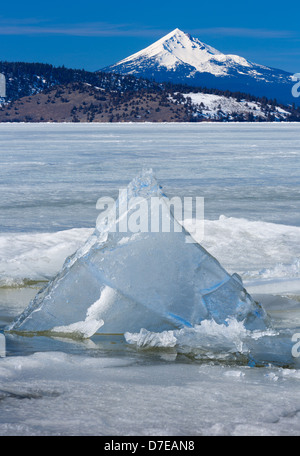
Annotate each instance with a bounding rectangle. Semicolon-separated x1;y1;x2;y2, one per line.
184;216;300;295
7;170;269;337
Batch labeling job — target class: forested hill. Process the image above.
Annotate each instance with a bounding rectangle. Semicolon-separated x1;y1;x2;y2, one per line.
0;61;161;102
0;61;299;122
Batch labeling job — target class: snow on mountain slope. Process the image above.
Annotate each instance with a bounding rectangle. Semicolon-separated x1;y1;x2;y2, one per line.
119;28;225;74
105;28;283;80
181;92;291;120
103;28;296;105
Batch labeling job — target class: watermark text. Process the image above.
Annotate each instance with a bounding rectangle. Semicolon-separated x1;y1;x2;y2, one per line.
292;333;300;358
96;190;204;243
0;73;6;98
292;73;300;98
0;333;6;358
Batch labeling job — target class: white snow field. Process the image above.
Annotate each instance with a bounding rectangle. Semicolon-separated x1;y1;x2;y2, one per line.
0;122;300;436
182;93;290;120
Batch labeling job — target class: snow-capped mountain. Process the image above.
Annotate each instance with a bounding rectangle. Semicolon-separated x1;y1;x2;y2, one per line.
103;28;296;105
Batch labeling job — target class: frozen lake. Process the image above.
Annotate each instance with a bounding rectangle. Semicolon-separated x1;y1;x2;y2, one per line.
0;122;300;233
0;122;300;436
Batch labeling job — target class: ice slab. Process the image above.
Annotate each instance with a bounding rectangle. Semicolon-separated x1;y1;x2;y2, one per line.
7;169;269;337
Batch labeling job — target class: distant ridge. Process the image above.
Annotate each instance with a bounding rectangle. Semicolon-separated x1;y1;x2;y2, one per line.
103;28;297;106
0;60;299;122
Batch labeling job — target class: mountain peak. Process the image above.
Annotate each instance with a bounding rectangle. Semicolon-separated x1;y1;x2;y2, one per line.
168;27;182;35
163;28;189;39
102;29;295;105
114;28;222;72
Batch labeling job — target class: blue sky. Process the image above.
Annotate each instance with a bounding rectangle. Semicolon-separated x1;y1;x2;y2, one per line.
0;0;299;73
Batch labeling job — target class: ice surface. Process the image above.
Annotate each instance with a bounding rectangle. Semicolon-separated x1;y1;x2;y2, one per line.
1;351;300;436
8;169;269;337
1;125;300;436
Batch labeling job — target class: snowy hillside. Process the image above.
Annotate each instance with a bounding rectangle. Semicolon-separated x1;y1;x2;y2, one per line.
181;92;291;121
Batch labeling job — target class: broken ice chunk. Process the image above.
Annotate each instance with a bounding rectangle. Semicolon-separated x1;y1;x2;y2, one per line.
8;169;269;337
